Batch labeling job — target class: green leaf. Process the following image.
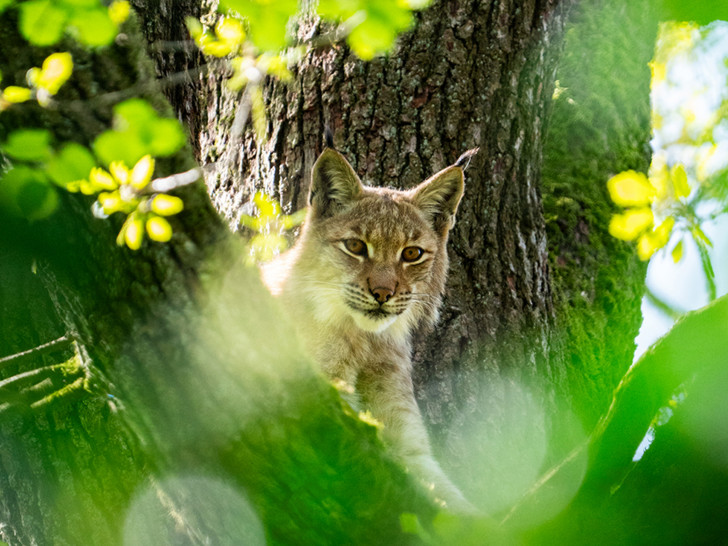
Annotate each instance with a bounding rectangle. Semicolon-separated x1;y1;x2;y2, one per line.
147;118;186;156
19;0;68;46
221;0;298;51
0;166;58;220
113;99;157;129
0;0;14;14
70;8;118;46
58;0;98;7
46;143;96;186
3;129;53;162
660;0;728;25
93;130;146;167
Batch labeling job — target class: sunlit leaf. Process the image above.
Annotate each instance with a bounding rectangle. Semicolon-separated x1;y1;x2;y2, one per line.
130;155;154;189
114;98;157;128
89;167;118;191
37;52;73;94
221;0;297;51
146;215;173;242
93;130;146;167
185;16;203;40
109;161;130;185
148;118;186;156
607;170;655;207
46;143;96;187
671;164;690;198
215;17;245;46
3;129;52;162
150;194;183;216
691;225;713;247
108;0;130;25
250;85;267;142
2;86;32;103
608;208;654;241
70;8;118;47
98;191;123;214
671;240;684;263
0;0;14;13
124;213;145;250
19;0;67;46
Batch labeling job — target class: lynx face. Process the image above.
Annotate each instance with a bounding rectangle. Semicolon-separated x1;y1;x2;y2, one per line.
298;148;465;337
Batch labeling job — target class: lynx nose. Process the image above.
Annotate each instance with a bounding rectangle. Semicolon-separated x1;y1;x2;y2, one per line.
371;286;394;304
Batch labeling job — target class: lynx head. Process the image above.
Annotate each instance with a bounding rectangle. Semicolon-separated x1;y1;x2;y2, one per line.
294;145;470;337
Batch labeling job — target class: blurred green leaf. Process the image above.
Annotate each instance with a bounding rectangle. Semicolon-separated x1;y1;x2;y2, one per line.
114;98;157;128
59;0;99;7
94;99;186;165
0;166;58;220
3;129;53;162
147;118;186;156
46;143;96;186
220;0;298;51
19;0;68;46
93;130;146;167
70;8;118;46
660;0;728;25
0;0;14;14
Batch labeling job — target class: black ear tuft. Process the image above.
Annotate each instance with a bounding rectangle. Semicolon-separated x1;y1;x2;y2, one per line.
324;126;335;150
454;148;479;169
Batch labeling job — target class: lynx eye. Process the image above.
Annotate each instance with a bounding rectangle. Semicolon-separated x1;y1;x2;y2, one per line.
343;238;367;257
401;246;424;263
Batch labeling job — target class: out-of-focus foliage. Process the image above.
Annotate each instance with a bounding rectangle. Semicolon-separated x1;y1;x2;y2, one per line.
608;21;728;297
0;52;73;111
6;0;131;47
93;99;187;167
240;192;306;264
186;0;430;143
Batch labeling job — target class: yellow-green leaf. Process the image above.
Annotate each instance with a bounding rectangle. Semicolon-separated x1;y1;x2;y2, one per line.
671;240;684;263
109;161;130;185
671;164;690;198
130;154;154;189
250;85;267;143
150;194;183;216
38;52;73;95
2;86;32;103
98;191;123;214
108;0;130;25
215;17;245;46
691;225;713;248
124;214;145;250
607;170;655;207
89;167;118;191
146;215;173;242
608;208;654;241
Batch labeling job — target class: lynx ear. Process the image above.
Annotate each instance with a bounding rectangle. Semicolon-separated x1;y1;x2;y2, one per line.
309;148;364;218
411;166;465;232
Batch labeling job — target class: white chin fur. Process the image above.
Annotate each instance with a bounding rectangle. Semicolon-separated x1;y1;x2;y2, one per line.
351;311;397;333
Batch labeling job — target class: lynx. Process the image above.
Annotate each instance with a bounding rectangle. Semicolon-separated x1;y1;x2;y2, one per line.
262;136;477;512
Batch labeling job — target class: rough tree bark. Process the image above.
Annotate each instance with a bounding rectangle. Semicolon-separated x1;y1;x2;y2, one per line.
0;0;662;543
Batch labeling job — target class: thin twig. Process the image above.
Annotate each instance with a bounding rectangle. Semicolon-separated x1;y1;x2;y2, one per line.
0;336;71;368
645;288;684;321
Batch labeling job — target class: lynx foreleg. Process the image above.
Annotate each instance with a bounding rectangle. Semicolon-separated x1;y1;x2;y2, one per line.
357;361;475;513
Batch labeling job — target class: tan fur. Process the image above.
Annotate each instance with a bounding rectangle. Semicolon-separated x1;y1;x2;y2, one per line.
262;146;474;512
